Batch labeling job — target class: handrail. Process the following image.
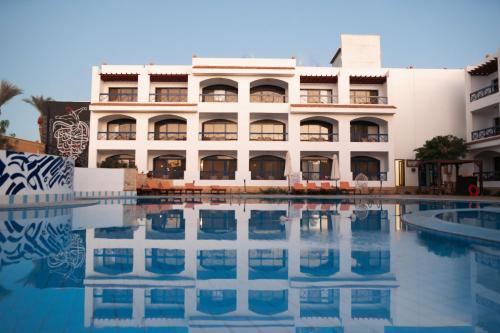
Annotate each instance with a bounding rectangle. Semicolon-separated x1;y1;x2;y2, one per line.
351;133;388;142
300;94;338;104
149;93;188;102
470;84;499;102
350;96;388;105
200;170;236;180
148;131;187;140
199;132;238;141
300;132;339;142
98;131;136;140
250;93;287;103
150;170;185;179
99;93;137;102
471;126;500;140
249;132;287;141
200;93;238;102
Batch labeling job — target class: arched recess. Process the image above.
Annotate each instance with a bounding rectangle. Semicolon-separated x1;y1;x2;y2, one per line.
200;155;237;180
350;117;388;142
351;155;380;180
300;116;338;141
148;115;187;140
250;119;286;141
250;154;286;180
250;78;288;103
200;78;238;102
97;114;136;140
201;119;237;140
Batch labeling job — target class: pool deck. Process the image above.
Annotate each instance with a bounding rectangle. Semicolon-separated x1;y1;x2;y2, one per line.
0;199;100;211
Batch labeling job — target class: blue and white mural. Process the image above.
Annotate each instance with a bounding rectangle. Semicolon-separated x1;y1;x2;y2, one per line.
0;150;74;201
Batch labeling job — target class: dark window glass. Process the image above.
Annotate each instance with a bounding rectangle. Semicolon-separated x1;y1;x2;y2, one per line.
250;85;286;103
200;155;237;180
250;155;286;180
350;90;378;104
351;156;380;180
202;85;238;102
152;155;185;179
300;120;334;141
109;88;137;102
202;120;237;140
301;157;332;180
250;120;286;141
153;119;187;140
155;87;187;102
350;121;380;142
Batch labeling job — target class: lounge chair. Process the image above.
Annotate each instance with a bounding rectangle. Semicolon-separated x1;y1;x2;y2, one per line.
159;180;183;195
306;183;321;194
184;182;203;195
339;181;356;194
292;183;305;194
210;185;227;195
320;182;335;194
138;182;152;195
146;180;161;195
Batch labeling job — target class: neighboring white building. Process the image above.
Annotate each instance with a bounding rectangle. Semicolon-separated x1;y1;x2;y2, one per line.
465;50;500;188
88;34;466;188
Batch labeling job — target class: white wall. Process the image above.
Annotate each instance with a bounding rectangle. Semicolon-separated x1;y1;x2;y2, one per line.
74;167;124;192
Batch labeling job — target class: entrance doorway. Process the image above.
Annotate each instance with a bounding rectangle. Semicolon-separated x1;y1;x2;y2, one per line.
395;160;405;187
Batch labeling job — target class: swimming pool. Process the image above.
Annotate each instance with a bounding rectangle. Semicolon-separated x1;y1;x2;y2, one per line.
0;197;499;332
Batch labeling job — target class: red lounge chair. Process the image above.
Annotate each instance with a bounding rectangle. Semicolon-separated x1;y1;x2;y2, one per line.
306;183;321;194
184;182;203;195
339;181;355;194
159;180;183;195
210;185;227;195
146;180;161;195
292;183;305;194
320;182;335;194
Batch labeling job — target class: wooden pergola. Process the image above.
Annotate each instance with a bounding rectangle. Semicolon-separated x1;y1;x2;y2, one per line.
418;159;483;195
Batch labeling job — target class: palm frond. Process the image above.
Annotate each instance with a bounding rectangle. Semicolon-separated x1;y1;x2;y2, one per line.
23;95;54;115
0;80;23;108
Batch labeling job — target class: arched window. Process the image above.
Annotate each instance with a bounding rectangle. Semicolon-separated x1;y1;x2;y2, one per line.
300;120;334;141
250;155;285;180
301;156;332;180
250;85;286;103
145;248;185;275
250;120;286;141
248;249;288;280
249;290;288;315
152;119;187;140
105;118;136;140
351;156;380;180
202;119;237;141
350;120;381;142
201;84;238;102
100;154;135;168
200;155;237;180
152;155;185;179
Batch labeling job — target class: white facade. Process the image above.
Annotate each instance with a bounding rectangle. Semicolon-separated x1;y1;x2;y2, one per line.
88;34;466;188
465;50;500;188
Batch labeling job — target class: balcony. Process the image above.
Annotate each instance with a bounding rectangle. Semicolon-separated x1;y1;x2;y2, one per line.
350;96;388;105
150;93;187;103
351;133;388;142
200;92;237;103
250;132;287;141
99;93;137;102
98;131;136;140
250;93;287;103
300;94;338;104
471;126;500;141
200;170;236;180
148;131;187;141
300;132;338;142
199;131;237;141
470;83;499;102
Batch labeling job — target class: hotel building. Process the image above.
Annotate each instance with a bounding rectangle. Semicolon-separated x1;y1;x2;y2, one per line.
465;50;500;188
88;34;466;189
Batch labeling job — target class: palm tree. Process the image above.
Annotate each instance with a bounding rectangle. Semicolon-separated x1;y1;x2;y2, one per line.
0;80;22;115
23;95;53;144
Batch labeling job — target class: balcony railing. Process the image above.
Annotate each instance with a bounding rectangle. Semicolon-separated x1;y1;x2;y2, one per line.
99;93;137;102
149;93;187;102
250;93;287;103
150;170;185;179
300;133;338;142
470;84;499;102
351;133;388;142
250;132;287;141
350;96;388;105
300;94;338;104
471;126;500;141
302;172;331;181
98;131;136;140
199;132;238;141
200;93;238;103
200;170;236;180
473;171;500;181
148;132;187;140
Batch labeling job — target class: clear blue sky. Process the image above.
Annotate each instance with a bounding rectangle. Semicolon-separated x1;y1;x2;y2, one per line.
1;0;499;141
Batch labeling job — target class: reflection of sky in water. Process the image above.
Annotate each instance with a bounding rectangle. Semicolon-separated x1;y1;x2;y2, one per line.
0;198;499;332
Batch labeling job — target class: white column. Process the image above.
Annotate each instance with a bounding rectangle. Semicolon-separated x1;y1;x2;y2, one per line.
87;112;99;168
337;70;350;104
90;67;100;103
135;114;148;173
137;68;150;103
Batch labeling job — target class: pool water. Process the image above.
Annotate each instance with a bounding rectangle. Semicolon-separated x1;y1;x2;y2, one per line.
0;198;499;333
436;210;500;230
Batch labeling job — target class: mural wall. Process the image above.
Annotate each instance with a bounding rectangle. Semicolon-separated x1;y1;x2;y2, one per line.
0;150;74;204
45;101;90;167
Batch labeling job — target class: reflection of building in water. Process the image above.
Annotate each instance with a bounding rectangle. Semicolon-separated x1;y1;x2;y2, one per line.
82;200;477;332
82;200;399;332
471;246;500;333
